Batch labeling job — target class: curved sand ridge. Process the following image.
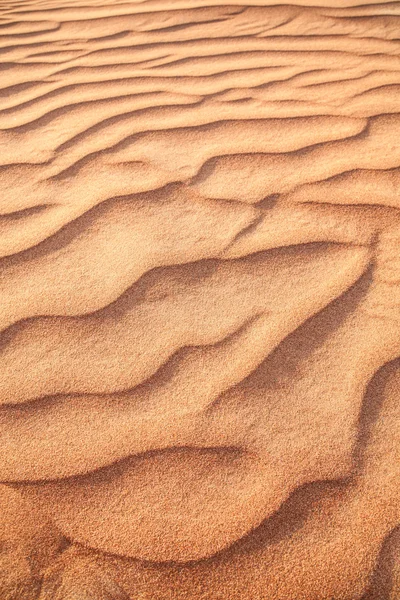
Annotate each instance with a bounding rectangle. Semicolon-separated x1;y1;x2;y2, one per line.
1;0;400;598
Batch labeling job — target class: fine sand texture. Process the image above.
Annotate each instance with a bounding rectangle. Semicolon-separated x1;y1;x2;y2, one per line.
1;0;400;598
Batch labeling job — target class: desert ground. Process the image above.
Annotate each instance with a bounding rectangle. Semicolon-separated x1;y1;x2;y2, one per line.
1;0;400;598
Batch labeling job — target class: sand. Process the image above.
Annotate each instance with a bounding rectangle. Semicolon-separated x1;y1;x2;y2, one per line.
1;0;400;598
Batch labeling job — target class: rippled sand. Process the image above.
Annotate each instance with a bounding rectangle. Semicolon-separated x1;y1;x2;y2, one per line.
1;1;400;598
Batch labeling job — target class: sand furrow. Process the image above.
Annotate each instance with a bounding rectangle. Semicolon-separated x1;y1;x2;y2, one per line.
0;242;369;481
0;242;368;405
0;185;256;325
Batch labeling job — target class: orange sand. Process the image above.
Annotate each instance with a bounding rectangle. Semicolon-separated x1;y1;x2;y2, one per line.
1;0;400;598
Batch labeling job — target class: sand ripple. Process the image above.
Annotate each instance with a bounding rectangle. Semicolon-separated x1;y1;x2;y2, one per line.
1;0;400;598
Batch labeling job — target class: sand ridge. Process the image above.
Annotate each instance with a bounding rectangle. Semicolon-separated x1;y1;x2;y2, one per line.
1;0;400;598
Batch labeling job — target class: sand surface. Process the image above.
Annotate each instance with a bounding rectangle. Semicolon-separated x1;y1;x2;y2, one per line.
1;0;400;598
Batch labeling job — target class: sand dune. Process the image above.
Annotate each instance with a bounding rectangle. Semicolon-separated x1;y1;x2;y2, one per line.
1;0;400;598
